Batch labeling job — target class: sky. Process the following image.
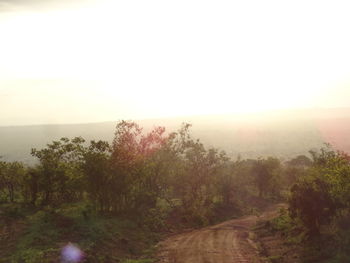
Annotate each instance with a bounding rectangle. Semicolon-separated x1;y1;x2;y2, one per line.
1;0;350;126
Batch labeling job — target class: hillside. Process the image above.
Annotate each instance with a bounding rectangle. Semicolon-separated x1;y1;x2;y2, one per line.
1;108;350;163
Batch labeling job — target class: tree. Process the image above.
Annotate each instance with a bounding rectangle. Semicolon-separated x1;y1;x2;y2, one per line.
288;155;312;167
289;174;336;235
24;166;40;205
31;137;85;206
253;157;281;198
289;146;350;236
160;123;230;224
82;140;111;212
0;161;25;202
108;120;168;214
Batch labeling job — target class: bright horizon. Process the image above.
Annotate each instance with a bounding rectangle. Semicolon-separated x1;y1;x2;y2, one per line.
1;0;350;126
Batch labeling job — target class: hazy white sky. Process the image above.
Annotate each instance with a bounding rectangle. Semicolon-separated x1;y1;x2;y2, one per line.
1;0;350;125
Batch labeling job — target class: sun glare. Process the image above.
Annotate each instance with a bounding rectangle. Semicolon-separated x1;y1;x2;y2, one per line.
1;0;350;124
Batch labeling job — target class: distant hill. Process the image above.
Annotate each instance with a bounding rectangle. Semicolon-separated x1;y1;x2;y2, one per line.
1;108;350;164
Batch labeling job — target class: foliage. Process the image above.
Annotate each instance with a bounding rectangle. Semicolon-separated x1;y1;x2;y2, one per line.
0;161;25;202
30;137;86;206
253;157;281;198
1;121;287;223
285;146;350;261
289;147;350;235
0;120;297;261
289;174;336;235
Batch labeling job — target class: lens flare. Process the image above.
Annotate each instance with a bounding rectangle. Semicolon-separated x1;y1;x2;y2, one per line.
61;243;83;263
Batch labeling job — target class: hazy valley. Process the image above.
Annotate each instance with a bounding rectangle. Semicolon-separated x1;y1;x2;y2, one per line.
2;108;349;163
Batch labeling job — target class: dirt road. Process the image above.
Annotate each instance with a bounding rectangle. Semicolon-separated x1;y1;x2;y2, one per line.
157;204;284;263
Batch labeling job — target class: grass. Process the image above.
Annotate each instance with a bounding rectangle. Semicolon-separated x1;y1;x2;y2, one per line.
0;202;160;263
253;207;350;263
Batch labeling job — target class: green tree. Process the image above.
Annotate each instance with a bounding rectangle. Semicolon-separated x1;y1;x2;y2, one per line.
23;166;40;205
289;173;336;235
0;161;25;202
162;123;230;224
253;157;281;198
31;137;85;206
82;140;111;212
288;155;312;167
289;146;350;236
109;121;168;214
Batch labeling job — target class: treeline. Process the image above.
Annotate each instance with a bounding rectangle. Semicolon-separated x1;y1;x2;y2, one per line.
0;121;308;227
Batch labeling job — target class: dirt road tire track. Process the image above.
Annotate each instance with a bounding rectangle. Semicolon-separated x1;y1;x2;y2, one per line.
157;204;285;263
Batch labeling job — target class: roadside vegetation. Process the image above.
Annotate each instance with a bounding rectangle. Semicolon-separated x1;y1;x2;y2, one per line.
255;146;350;262
0;120;331;262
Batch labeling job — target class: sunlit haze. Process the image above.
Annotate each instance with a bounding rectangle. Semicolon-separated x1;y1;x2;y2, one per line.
1;0;350;125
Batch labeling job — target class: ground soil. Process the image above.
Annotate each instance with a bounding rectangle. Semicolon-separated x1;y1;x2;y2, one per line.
156;204;285;263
